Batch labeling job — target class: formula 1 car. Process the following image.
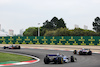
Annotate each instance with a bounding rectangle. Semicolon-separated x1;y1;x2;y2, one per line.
73;48;92;55
3;45;21;49
44;53;77;64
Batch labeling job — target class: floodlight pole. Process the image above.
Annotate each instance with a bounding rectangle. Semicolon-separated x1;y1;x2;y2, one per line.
38;23;40;36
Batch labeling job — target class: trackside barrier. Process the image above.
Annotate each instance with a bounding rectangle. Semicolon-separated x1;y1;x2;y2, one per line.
0;36;100;45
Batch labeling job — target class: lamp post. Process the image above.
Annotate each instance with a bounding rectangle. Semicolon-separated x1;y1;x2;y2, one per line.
38;23;40;36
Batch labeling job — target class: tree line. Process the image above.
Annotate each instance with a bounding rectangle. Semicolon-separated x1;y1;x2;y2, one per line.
23;16;100;36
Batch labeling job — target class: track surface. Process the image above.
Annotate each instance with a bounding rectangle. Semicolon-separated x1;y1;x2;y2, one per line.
0;48;100;67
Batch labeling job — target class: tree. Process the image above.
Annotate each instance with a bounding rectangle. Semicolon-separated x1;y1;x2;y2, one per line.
57;18;66;28
93;17;100;32
42;17;66;29
50;17;58;28
42;20;54;29
23;27;38;36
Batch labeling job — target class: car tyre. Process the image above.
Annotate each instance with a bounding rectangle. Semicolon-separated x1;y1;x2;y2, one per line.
73;50;77;54
71;56;75;62
44;57;50;64
4;46;6;49
88;51;92;55
18;46;21;49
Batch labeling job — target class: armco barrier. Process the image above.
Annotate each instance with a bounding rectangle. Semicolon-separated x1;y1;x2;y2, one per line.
0;36;100;45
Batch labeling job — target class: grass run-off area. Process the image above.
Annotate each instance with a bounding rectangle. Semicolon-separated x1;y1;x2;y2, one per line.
0;52;33;62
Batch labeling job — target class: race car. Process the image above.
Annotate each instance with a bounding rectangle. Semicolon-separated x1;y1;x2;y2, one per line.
3;45;21;49
73;48;92;55
44;53;77;64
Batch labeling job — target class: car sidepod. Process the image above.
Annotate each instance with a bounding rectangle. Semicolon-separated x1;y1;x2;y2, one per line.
57;57;64;64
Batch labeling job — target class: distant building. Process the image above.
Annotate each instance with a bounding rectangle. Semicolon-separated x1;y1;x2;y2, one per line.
9;29;14;36
0;24;10;36
84;25;88;29
0;24;1;31
20;29;24;36
75;24;79;28
0;31;9;36
1;29;5;32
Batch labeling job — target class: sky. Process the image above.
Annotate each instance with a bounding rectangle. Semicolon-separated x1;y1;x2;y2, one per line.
0;0;100;34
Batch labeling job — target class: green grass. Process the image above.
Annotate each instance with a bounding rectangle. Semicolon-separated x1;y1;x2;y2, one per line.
0;52;33;62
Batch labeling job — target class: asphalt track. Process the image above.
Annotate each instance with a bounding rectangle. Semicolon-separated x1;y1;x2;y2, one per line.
0;48;100;67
